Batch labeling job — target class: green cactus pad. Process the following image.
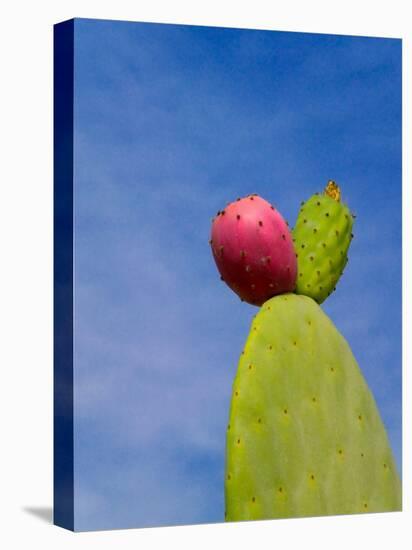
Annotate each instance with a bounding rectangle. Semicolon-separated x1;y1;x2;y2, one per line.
292;183;353;304
225;294;401;521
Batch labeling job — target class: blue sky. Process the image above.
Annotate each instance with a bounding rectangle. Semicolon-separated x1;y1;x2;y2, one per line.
73;19;401;531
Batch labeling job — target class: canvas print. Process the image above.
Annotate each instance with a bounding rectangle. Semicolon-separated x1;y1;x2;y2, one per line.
53;18;402;531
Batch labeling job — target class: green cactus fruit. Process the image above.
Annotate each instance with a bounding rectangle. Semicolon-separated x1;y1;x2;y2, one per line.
292;181;354;304
225;293;401;521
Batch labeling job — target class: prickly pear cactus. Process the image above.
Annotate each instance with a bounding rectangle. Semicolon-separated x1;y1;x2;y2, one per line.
225;293;401;521
292;181;354;304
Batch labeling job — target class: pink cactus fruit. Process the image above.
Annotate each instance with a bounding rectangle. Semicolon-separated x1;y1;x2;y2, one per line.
210;194;297;306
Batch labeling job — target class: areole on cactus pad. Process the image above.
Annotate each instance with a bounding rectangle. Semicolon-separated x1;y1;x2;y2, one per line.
210;194;297;306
